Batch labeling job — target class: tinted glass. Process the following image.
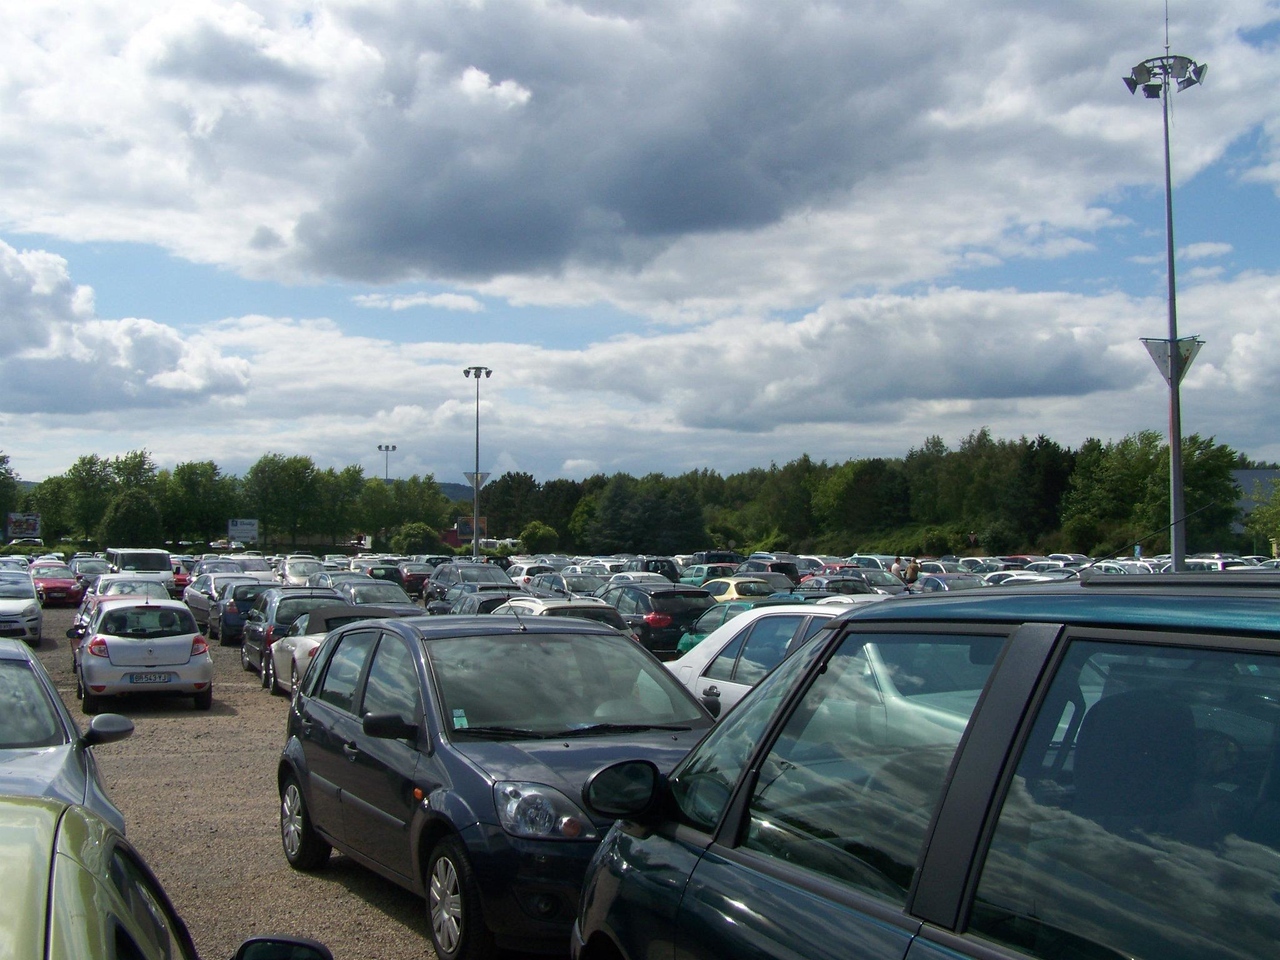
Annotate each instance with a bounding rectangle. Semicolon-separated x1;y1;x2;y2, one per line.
113;552;170;572
741;632;1002;904
98;606;196;637
349;582;413;604
315;629;378;713
734;615;806;685
229;583;270;602
361;634;422;720
971;639;1280;960
651;592;716;614
275;597;337;624
0;579;36;599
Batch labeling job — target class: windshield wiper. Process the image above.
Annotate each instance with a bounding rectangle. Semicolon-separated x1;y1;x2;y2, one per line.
451;725;546;740
550;722;694;738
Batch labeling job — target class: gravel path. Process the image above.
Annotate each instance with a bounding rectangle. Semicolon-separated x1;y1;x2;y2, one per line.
34;605;439;960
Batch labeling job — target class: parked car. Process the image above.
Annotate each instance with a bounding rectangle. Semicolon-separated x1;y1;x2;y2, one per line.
665;603;840;716
70;597;214;713
279;557;326;586
526;572;608;599
277;615;715;960
208;579;275;645
911;572;990;593
66;555;110;590
674;598;758;655
332;579;422;616
678;563;738;587
0;572;44;643
0;638;134;831
701;576;776;602
307;570;371;590
182;573;258;628
398;562;435;597
72;575;171;633
28;561;85;607
240;587;341;683
444;589;528;615
425;562;517;601
619;556;682;582
734;557;801;585
266;604;413;697
2;795;331;960
595;582;717;659
573;572;1280;960
488;596;635;637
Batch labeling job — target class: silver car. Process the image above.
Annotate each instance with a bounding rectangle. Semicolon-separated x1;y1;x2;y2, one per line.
71;597;215;713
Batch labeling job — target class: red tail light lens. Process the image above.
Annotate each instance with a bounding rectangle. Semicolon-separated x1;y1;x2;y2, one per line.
87;636;110;658
643;612;673;629
191;636;209;657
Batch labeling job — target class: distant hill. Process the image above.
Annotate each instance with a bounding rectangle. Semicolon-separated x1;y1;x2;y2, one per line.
439;482;473;502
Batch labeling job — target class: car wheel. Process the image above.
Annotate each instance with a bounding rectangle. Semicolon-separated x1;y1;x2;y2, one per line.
82;689;103;715
240;641;253;672
261;651;273;689
290;662;301;698
427;835;495;960
280;777;330;870
264;655;281;695
194;686;213;710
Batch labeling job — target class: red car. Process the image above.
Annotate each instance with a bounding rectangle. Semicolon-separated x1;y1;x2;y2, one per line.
170;559;192;598
29;562;86;606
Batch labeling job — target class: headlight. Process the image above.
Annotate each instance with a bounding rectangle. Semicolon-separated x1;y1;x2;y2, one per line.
22;604;40;618
493;782;597;841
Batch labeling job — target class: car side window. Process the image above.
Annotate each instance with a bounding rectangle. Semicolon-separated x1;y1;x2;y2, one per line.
733;614;806;686
614;591;638;616
740;632;1003;905
360;633;423;721
669;633;830;832
969;639;1280;960
314;629;379;714
108;844;196;960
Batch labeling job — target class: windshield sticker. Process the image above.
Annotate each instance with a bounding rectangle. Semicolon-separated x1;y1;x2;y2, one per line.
452;709;469;730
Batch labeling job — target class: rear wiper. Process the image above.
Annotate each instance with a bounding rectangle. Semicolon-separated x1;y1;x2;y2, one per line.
451;725;546;740
551;722;694;738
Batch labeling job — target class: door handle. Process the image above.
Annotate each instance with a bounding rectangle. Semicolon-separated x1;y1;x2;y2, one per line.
702;685;720;698
342;741;360;761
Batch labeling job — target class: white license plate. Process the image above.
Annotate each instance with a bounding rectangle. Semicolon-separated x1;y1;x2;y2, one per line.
130;672;172;684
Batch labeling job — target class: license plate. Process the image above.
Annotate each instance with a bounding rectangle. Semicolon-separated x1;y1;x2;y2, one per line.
130;672;172;684
47;591;65;598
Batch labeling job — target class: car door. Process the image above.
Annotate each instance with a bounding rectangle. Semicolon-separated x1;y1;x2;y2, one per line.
692;613;818;714
185;576;213;625
336;630;429;884
294;627;380;844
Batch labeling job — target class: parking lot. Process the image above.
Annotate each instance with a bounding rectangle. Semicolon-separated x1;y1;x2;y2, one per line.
32;604;440;960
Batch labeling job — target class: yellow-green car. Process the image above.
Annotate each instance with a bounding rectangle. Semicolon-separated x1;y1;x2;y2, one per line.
0;794;330;960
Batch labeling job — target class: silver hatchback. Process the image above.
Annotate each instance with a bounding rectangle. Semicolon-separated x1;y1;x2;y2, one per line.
71;597;215;713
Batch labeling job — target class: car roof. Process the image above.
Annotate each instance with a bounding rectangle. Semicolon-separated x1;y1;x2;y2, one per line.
834;572;1280;634
386;614;620;642
0;637;38;661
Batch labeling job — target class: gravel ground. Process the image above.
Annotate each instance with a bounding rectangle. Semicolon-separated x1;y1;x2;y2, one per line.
32;604;443;960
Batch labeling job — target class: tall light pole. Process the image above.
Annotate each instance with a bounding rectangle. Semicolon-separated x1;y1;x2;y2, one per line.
462;366;492;558
1124;40;1206;572
377;443;397;480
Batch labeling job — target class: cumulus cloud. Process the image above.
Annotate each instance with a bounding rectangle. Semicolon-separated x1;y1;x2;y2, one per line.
352;292;484;312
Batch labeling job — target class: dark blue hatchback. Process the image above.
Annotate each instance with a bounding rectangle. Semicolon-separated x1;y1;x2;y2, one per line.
573;572;1280;960
277;614;714;960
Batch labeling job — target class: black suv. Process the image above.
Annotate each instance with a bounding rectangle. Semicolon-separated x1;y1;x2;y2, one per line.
620;557;681;582
240;586;340;682
424;562;516;601
574;572;1280;960
595;582;716;659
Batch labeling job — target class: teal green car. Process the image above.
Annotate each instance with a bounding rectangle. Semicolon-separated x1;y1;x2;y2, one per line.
675;599;757;654
0;794;331;960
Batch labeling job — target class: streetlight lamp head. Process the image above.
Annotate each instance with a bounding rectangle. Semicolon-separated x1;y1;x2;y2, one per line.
1143;83;1162;98
484;368;492;378
1178;63;1207;90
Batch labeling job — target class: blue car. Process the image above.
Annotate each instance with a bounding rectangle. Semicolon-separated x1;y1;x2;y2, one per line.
0;637;134;832
574;572;1280;960
277;615;714;960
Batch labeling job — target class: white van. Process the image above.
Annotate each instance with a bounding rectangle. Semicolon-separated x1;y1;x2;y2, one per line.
104;547;175;594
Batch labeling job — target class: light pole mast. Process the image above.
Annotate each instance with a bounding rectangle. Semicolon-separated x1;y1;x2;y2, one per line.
462;366;492;558
377;444;396;481
1125;37;1206;571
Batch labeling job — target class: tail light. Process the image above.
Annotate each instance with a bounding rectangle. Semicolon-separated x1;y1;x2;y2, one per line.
191;636;209;657
307;646;318;659
263;625;275;644
87;636;110;658
643;612;673;629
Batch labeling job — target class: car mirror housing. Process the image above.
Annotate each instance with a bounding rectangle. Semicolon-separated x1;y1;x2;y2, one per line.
582;759;663;820
232;936;334;960
81;713;135;747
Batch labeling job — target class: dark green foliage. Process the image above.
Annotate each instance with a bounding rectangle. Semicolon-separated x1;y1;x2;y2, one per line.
98;488;164;547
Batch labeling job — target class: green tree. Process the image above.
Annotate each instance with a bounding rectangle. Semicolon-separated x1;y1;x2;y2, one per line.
20;476;74;544
481;472;540;538
314;466;366;544
0;454;18;529
159;461;241;543
98;488;164;546
110;450;158;492
243;454;318;547
65;455;119;541
519;520;559;553
390;521;445;554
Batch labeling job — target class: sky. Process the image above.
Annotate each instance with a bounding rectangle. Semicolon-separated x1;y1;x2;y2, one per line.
2;0;1279;489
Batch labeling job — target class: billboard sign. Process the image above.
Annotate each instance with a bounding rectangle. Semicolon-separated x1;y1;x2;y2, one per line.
6;513;41;539
228;518;260;543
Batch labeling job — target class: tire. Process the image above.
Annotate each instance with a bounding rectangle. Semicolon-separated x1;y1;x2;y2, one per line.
290;662;301;698
194;686;213;710
261;650;273;689
82;690;103;715
240;641;253;672
264;655;281;695
280;777;330;870
427;835;495;960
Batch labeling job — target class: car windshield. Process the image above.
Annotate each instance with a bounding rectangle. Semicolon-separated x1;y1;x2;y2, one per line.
0;660;64;749
431;632;706;737
460;566;514;584
287;561;324;576
203;561;244;573
236;558;273;572
564;575;606;592
99;606;197;638
73;560;109;575
350;582;413;604
115;553;170;572
733;580;775;597
0;580;36;599
276;597;341;625
228;583;271;602
102;581;169;599
31;565;73;578
652;592;719;613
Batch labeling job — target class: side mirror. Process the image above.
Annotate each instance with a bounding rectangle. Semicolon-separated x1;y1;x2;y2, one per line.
232;936;334;960
82;713;134;746
66;625;86;640
582;759;663;820
363;712;419;741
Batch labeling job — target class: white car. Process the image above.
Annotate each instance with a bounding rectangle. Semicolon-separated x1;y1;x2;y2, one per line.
266;603;415;696
72;597;214;713
488;595;636;637
664;603;841;718
0;573;42;643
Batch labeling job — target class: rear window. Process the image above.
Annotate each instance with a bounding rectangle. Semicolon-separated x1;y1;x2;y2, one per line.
545;607;629;630
230;583;271;602
99;606;197;638
113;552;171;572
461;566;514;584
652;592;717;614
276;597;340;625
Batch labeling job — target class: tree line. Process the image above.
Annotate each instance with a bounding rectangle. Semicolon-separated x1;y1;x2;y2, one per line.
2;427;1275;559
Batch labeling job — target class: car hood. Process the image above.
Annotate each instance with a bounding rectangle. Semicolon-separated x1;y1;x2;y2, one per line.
452;730;700;824
0;597;38;613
